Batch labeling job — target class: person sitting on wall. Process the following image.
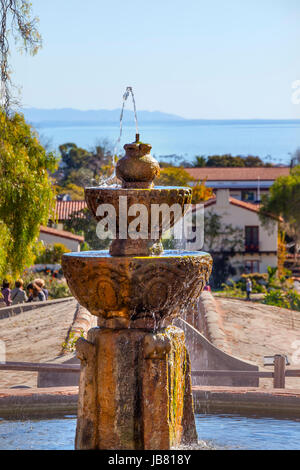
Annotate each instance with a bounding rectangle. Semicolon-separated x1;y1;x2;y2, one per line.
11;279;28;305
1;280;11;306
27;282;46;302
246;277;252;301
34;278;49;300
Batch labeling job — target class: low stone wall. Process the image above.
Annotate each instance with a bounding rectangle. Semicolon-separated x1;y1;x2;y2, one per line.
0;297;74;321
175;318;259;387
37;303;96;388
0;387;78;418
2;386;300;419
186;291;231;354
193;386;300;416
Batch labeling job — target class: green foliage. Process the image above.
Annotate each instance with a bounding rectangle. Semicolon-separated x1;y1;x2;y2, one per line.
155;167;193;186
204;212;244;288
263;290;289;308
48;279;71;299
192;154;267;168
55;183;84;201
35;243;71;264
0;110;57;277
57;142;114;190
240;273;267;293
62;329;85;353
287;291;300;311
262;290;300;311
64;208;110;250
259;166;300;253
190;180;213;203
193;155;206;167
220;280;244;298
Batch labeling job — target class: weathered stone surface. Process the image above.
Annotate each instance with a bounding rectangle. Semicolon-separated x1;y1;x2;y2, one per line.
75;326;197;450
75;329;98;450
84;186;192;256
116;140;160;189
62;251;212;329
141;327;197;449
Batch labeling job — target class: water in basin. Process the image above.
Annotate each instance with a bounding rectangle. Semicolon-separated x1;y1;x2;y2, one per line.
1;413;300;450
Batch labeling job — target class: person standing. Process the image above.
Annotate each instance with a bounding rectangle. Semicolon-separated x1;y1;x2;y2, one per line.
246;277;252;301
11;279;28;305
1;280;12;306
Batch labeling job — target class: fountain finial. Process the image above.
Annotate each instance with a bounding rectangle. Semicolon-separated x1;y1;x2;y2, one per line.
116;135;160;189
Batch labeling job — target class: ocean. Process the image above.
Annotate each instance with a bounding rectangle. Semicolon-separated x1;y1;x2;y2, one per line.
35;120;300;166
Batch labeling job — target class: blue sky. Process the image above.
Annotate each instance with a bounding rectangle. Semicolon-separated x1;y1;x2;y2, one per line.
10;0;300;119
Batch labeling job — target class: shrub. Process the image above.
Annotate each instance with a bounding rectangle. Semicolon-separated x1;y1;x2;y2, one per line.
47;278;71;299
35;243;71;264
220;280;244;298
263;290;300;311
263;291;289;308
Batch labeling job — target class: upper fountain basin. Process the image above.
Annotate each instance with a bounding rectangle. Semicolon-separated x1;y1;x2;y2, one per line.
85;186;192;238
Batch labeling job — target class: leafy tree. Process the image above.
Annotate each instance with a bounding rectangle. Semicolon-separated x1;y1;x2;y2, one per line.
204;212;243;287
35;243;71;264
0;110;57;277
277;231;287;278
54;183;84;201
193;155;206;167
155;167;193;186
191;179;213;203
64;208;110;250
0;0;42;112
244;155;264;167
259;166;300;256
195;154;267;168
206;154;246;167
56;141;114;191
59;143;91;176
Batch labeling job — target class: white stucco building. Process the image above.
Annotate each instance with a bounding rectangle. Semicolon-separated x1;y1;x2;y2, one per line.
39;225;84;252
202;189;278;277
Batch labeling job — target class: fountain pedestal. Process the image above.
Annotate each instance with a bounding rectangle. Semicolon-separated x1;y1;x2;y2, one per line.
62;135;212;450
75;326;197;450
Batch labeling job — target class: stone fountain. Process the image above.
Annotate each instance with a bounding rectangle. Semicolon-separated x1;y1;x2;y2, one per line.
62;135;212;450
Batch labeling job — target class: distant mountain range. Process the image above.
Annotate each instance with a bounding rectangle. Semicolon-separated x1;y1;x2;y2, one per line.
21;108;185;124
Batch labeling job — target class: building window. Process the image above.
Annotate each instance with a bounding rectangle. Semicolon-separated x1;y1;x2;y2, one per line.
245;260;260;273
242;190;255;202
245;226;259;252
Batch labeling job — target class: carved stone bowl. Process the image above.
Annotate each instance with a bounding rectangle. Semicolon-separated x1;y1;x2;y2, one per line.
62;250;212;330
85;187;192;256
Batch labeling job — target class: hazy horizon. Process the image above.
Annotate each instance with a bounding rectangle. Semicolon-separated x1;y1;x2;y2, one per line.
10;0;300;120
22;107;300;123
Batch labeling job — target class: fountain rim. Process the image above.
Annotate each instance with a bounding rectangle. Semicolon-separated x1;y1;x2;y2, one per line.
85;186;192;192
62;249;212;260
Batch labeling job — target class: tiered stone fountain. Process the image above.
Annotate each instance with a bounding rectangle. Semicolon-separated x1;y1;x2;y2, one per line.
62;136;212;450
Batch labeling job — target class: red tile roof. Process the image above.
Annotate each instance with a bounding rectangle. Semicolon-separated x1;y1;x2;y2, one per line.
229;197;260;213
185;167;290;182
40;225;84;242
203;195;281;221
54;201;87;221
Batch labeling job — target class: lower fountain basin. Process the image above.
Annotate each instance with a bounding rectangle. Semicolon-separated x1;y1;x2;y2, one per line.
62;250;212;329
